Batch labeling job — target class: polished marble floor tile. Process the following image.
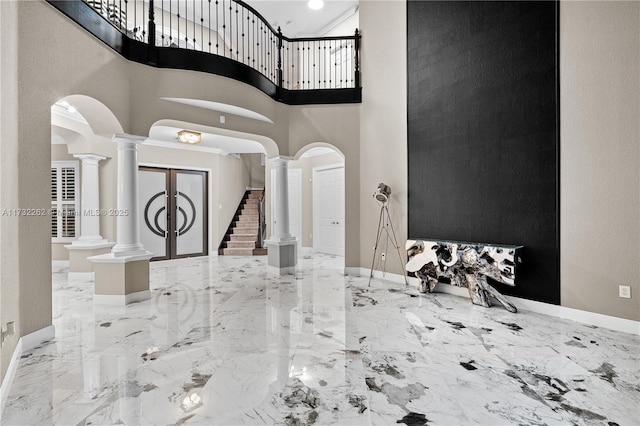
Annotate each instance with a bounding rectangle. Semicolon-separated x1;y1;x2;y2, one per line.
1;252;638;425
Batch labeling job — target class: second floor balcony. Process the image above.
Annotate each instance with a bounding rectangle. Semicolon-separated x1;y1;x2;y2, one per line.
48;0;362;105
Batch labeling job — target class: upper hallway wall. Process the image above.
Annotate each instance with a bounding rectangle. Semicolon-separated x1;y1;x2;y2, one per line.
126;63;291;152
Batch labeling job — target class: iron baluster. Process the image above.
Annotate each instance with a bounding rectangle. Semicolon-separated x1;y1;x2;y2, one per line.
277;27;283;89
75;0;362;100
148;0;155;48
355;29;360;88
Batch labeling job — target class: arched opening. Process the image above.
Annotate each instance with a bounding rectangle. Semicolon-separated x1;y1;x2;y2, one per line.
271;143;346;267
50;96;124;269
145;120;277;258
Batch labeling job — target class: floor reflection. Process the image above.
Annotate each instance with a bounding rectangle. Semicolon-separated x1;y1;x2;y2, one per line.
2;251;638;425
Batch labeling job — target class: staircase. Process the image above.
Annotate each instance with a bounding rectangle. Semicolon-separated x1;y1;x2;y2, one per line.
219;190;268;256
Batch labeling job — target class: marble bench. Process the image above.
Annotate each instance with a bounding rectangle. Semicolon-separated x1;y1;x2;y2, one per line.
406;239;523;313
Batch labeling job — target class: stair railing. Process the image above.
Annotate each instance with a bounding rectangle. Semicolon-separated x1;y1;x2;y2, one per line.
257;191;266;249
80;0;361;91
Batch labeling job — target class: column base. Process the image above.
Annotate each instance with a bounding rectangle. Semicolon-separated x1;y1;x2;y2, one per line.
111;243;148;257
89;252;153;305
65;242;115;274
266;239;298;274
93;290;151;305
68;272;95;281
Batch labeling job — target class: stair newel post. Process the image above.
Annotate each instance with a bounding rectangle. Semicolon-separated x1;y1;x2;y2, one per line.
258;193;264;249
277;26;283;89
354;28;360;88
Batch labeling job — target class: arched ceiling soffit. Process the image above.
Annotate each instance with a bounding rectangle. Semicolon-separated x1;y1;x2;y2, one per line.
149;119;279;158
160;98;274;124
51;125;87;148
57;95;124;136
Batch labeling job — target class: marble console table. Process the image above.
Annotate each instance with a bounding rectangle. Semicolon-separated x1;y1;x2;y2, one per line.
406;239;522;313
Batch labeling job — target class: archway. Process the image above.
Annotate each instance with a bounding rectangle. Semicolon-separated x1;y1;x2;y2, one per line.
50;95;124;273
286;143;346;260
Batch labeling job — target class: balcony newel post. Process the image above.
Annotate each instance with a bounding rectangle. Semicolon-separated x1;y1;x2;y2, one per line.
277;26;283;89
148;0;156;46
354;28;360;88
147;0;157;64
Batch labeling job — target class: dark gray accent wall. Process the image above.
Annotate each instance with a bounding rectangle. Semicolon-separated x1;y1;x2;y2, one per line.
407;1;559;304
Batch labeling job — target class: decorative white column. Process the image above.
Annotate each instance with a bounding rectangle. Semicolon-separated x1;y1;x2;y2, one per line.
272;157;295;241
266;156;297;273
89;134;152;304
66;154;114;278
74;154;107;244
111;134;147;256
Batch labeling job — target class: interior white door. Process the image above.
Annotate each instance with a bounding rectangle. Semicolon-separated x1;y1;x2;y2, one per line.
314;165;345;256
271;168;302;243
139;169;168;259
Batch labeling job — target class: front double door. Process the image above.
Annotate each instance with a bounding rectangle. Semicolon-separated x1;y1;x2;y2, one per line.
139;167;208;260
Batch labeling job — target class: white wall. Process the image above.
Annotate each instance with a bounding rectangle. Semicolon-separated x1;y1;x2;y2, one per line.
359;0;407;277
0;0;21;381
323;9;359;37
560;0;640;321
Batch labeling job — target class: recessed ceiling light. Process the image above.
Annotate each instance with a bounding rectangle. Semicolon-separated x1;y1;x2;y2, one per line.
308;0;324;10
177;130;202;145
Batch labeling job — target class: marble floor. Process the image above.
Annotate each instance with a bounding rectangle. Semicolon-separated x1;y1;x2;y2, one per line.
1;252;639;425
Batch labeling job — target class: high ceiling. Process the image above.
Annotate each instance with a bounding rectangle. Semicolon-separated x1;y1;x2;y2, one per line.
244;0;358;37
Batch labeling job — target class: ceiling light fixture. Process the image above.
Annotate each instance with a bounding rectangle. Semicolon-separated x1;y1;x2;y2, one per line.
177;130;202;145
308;0;324;10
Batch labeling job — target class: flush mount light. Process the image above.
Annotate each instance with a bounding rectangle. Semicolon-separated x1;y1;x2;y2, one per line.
308;0;324;10
177;130;202;145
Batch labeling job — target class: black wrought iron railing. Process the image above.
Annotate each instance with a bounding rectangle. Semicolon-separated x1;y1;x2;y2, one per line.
257;190;266;249
60;0;360;102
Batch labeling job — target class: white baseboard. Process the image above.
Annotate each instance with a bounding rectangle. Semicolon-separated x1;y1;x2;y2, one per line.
93;290;150;305
344;267;409;285
346;268;640;335
21;325;55;352
511;298;640;335
0;339;22;414
68;272;95;281
0;325;55;413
